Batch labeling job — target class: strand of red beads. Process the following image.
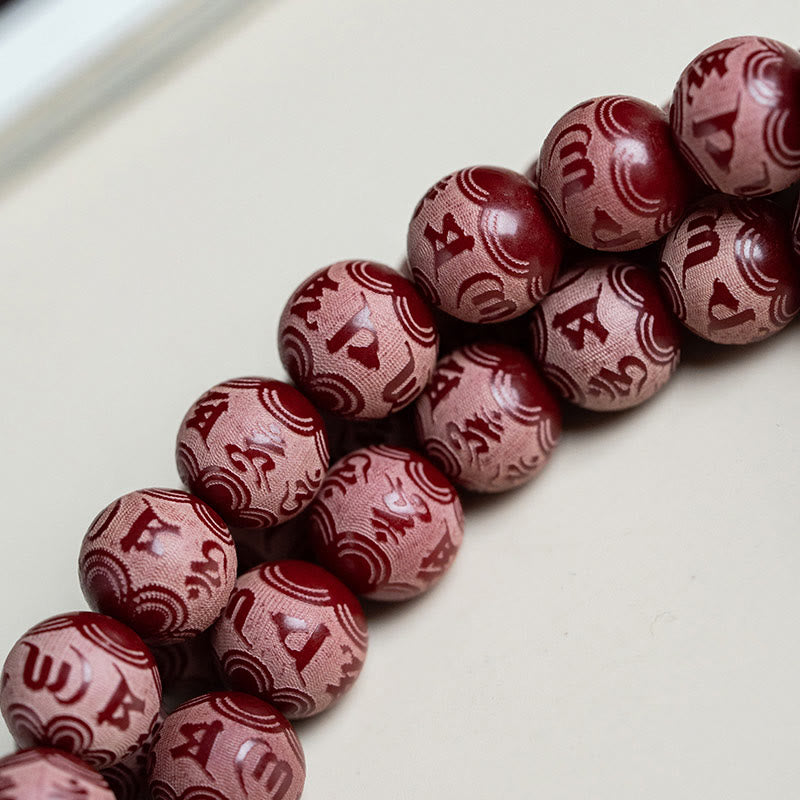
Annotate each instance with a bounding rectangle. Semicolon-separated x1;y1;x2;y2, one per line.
1;34;799;799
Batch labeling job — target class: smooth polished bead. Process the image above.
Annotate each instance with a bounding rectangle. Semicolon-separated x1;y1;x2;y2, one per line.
659;194;800;344
0;748;115;800
211;560;368;719
538;95;692;251
414;343;561;493
407;166;562;322
278;260;438;419
100;710;163;800
79;488;237;645
530;256;681;411
670;36;800;196
147;692;305;800
0;612;162;768
176;377;329;529
310;445;464;601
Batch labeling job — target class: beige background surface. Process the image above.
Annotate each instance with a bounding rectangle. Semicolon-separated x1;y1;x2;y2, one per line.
1;1;799;798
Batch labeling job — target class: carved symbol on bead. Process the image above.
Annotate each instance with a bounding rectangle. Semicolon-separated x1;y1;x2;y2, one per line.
120;502;180;557
21;643;91;706
427;355;464;413
423;213;475;275
371;476;431;544
186;540;229;599
416;522;458;580
225;587;256;647
382;343;418;410
185;390;230;444
271;613;331;683
326;293;380;369
169;719;223;777
685;45;738;104
552;284;609;350
235;738;294;799
96;667;145;731
548;122;595;207
591;207;641;249
691;95;740;173
682;209;721;286
446;409;504;463
587;356;648;401
707;278;756;330
289;271;339;329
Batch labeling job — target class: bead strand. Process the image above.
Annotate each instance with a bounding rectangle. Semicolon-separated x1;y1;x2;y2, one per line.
0;33;798;800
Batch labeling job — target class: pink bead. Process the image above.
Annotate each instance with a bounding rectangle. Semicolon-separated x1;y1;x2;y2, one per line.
79;488;237;645
530;257;681;411
147;691;305;800
670;36;800;196
659;194;800;344
538;95;692;250
211;560;368;719
176;377;329;529
0;612;162;768
100;710;163;800
414;343;561;493
278;260;438;419
406;166;562;322
0;748;114;799
309;445;464;601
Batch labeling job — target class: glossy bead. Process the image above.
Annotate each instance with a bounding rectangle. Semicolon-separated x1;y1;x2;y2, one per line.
670;36;800;196
79;488;237;645
414;343;561;493
659;194;800;344
100;710;163;800
278;260;438;419
0;612;162;768
538;95;692;251
211;560;368;718
309;445;464;600
231;513;315;575
406;166;562;322
176;377;329;529
0;748;115;799
530;257;681;411
147;691;305;800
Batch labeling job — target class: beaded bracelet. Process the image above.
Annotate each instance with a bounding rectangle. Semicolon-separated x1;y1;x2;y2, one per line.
0;33;798;800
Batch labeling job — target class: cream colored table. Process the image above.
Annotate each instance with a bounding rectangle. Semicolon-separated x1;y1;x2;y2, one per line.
1;2;799;798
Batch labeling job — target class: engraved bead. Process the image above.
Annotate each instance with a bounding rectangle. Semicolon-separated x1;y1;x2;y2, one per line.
530;256;681;411
0;612;162;768
309;445;464;601
659;194;800;344
670;36;800;196
406;166;563;322
175;377;329;529
210;560;368;719
0;748;115;800
147;691;305;800
538;95;692;251
414;343;561;493
277;260;438;419
78;488;238;645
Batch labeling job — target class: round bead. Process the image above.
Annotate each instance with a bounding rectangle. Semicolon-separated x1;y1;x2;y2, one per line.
147;691;305;800
670;36;800;196
176;377;329;529
309;445;465;600
530;257;681;411
414;343;561;493
79;488;237;645
211;560;368;718
278;260;438;419
659;194;800;344
538;95;691;251
0;748;115;799
100;710;163;800
0;612;162;768
406;166;562;322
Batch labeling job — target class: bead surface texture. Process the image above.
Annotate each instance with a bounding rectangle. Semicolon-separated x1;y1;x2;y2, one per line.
670;36;800;196
79;488;237;645
0;747;115;799
0;612;162;768
278;260;438;419
211;560;368;719
176;377;329;529
406;166;562;322
538;95;691;251
531;257;681;411
147;691;305;800
310;444;465;600
414;343;562;492
659;194;800;344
